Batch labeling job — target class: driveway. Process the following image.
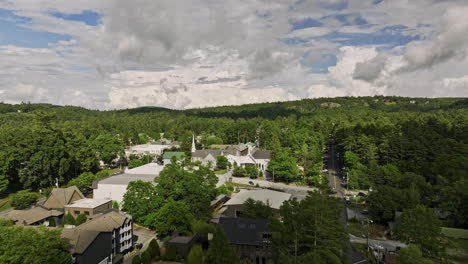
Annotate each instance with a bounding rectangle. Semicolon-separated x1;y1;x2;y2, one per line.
123;225;156;264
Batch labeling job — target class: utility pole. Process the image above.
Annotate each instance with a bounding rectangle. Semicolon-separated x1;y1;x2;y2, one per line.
346;172;349;193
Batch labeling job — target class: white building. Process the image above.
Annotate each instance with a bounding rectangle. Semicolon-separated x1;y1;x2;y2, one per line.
222;189;291;218
192;142;270;174
124;143;178;157
93;163;164;204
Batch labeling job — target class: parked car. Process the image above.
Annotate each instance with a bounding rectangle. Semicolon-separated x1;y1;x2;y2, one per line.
248;181;254;185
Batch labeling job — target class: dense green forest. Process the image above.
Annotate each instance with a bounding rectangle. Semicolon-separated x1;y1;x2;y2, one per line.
0;96;467;229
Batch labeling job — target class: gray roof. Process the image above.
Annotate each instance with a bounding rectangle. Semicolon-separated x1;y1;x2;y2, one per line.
169;236;194;244
192;149;236;159
78;210;129;232
224;189;291;209
234;144;248;152
61;228;100;254
252;150;271;160
124;163;164;175
2;206;63;225
219;217;268;246
97;173;157;185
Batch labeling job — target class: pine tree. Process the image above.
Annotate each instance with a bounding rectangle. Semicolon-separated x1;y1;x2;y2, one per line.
148;239;160;258
204;227;240;264
187;244;204;264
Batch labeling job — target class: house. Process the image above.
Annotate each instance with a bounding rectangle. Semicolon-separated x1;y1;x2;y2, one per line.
61;210;133;264
65;198;112;219
93;163;163;204
43;186;85;210
191;142;271;175
192;149;237;167
1;205;64;226
167;236;196;258
1;186;112;226
218;217;272;264
162;151;185;165
222;189;291;218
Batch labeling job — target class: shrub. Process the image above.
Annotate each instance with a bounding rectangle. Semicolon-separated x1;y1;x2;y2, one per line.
10;190;41;209
148;238;160;258
75;214;87;225
112;201;119;209
140;250;151;264
187;244;204;264
95;169;110;179
64;213;76;226
165;244;177;261
48;217;56;227
132;255;141;264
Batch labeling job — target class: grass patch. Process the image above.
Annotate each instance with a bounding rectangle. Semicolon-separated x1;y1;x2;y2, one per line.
214;169;227;175
442;227;468;239
446;238;468;264
108;168;123;175
0;198;12;212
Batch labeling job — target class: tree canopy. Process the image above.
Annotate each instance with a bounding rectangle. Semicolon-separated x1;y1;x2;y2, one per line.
0;225;71;264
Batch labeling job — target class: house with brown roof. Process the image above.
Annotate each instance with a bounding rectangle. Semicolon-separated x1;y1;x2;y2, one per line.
65;198;112;219
61;210;133;264
1;205;64;226
43;186;85;210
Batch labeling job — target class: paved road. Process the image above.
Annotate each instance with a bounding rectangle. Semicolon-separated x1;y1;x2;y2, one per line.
327;138;369;264
349;234;406;251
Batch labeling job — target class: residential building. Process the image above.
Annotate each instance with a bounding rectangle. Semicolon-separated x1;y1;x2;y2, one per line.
218;217;272;264
162;151;185;165
65;198;112;219
1;186;115;226
42;186;85;210
1;205;63;226
61;210;133;264
93;163;163;204
191;142;271;175
222;189;291;218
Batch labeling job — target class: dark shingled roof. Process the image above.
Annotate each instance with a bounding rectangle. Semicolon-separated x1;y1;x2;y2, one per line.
191;149;236;159
168;236;194;244
252;150;271;159
218;217;268;246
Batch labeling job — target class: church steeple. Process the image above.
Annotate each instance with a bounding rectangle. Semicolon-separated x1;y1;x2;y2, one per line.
191;134;196;153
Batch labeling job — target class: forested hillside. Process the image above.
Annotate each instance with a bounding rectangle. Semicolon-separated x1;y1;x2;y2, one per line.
0;96;467;228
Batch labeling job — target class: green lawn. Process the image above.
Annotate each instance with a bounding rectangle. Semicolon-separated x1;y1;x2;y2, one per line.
214;169;227;175
446;237;468;264
0;197;12;212
442;227;468;239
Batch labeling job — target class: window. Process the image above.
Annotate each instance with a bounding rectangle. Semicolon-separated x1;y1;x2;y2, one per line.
84;211;89;216
74;211;80;215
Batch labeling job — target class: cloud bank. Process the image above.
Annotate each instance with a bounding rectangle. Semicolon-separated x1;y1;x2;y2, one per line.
0;0;467;109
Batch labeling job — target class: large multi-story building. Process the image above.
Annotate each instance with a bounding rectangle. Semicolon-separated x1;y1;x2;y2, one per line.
61;210;133;264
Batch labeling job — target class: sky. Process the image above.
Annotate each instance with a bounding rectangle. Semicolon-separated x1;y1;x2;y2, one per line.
0;0;467;110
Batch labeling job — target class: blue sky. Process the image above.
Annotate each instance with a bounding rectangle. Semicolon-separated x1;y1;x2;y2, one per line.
0;9;70;48
50;10;101;26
